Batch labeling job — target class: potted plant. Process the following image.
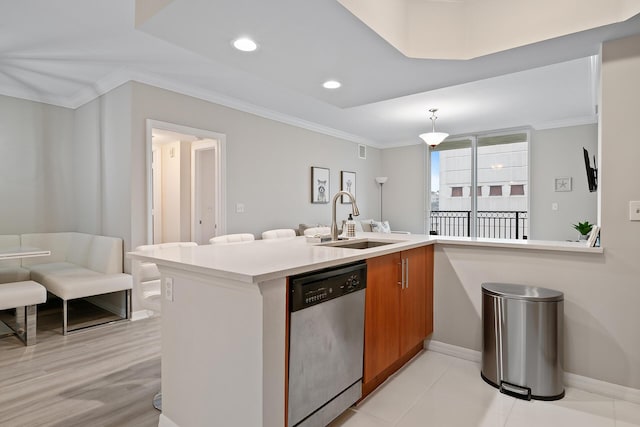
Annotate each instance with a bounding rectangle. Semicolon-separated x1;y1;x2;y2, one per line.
572;221;593;240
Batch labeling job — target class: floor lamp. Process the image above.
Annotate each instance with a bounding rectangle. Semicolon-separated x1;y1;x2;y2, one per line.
375;177;388;221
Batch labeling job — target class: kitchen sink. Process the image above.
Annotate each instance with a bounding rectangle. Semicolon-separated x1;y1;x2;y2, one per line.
319;239;402;249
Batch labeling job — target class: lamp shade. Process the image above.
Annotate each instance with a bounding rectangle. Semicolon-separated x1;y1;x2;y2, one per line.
419;131;449;147
375;176;388;184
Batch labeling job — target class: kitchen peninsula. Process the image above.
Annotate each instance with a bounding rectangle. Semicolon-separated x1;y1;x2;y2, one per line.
128;233;600;427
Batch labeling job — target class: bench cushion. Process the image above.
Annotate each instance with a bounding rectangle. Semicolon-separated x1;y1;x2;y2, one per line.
0;281;47;310
28;262;132;300
0;267;31;284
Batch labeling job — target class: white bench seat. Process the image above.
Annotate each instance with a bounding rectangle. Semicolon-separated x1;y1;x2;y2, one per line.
29;263;132;301
0;280;47;345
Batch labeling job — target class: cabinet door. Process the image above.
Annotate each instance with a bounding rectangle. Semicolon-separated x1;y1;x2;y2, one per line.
399;246;427;355
364;253;402;383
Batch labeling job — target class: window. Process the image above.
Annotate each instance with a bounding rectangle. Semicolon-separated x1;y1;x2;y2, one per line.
429;131;529;239
510;184;525;196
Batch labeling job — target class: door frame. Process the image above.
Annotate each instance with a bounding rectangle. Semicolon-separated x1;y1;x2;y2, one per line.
145;119;227;244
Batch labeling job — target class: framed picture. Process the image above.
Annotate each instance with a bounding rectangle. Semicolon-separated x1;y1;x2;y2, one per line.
311;167;330;204
341;171;356;203
554;177;572;192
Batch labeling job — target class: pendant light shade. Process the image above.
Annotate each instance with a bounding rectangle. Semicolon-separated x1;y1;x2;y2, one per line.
419;108;448;147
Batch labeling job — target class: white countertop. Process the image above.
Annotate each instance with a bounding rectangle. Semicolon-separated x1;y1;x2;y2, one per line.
128;233;602;284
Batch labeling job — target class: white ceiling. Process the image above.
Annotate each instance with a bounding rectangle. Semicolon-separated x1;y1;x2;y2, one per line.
2;0;639;148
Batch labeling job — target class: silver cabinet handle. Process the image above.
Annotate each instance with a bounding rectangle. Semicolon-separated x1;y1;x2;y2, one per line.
397;261;403;287
401;259;406;289
405;258;409;289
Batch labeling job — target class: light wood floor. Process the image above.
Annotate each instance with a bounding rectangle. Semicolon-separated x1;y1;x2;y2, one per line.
0;301;161;427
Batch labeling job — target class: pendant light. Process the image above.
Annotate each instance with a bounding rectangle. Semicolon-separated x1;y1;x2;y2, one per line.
419;108;448;147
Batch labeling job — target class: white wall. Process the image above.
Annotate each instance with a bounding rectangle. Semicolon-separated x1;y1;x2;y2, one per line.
73;84;132;247
381;143;427;234
432;33;640;389
530;124;598;241
130;82;382;248
0;95;75;234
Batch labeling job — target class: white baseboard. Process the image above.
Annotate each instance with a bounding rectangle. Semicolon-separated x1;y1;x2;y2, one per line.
158;414;180;427
425;339;481;363
130;309;154;321
425;339;640;404
564;372;640;405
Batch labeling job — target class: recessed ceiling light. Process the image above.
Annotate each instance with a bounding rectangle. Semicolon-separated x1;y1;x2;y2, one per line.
232;37;258;52
322;80;341;89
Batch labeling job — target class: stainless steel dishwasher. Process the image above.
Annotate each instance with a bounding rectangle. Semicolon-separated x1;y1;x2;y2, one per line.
288;261;367;427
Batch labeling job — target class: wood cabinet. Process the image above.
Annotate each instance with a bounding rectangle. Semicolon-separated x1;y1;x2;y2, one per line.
363;245;433;395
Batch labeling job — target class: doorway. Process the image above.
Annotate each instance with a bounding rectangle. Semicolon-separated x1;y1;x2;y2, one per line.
146;120;226;245
192;141;217;245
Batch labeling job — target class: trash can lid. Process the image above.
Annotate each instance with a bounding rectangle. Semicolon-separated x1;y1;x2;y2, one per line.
481;282;564;302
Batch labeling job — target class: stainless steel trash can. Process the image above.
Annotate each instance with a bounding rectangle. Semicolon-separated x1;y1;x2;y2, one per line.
481;282;564;400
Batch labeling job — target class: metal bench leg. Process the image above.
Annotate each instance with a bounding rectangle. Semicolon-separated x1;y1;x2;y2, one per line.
63;299;68;336
15;305;37;346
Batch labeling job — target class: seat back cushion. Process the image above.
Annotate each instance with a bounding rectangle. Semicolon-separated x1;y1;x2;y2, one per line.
357;219;374;232
371;220;391;233
66;233;93;267
138;262;160;283
262;229;296;239
20;233;72;267
87;235;123;274
0;235;22;268
210;234;255;244
0;266;31;284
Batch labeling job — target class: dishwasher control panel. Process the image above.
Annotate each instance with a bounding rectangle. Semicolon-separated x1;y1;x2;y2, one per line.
289;262;367;312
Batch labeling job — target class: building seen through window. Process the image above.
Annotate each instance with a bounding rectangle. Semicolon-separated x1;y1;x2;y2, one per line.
429;132;528;239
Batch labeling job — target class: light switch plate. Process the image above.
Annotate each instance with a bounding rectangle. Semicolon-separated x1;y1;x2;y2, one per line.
164;277;174;301
630;201;640;221
236;203;245;213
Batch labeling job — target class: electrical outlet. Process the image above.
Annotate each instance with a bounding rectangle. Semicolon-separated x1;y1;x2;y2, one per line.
551;202;558;211
164;277;174;302
630;201;640;221
236;203;245;213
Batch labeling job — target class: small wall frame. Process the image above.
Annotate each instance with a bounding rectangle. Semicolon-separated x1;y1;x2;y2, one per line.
554;177;572;192
341;171;356;204
311;167;330;203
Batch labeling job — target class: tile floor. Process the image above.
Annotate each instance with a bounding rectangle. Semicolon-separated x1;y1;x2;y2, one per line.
330;351;640;427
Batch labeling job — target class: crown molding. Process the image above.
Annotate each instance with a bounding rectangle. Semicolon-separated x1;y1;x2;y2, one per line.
126;70;378;147
532;114;598;130
0;67;379;148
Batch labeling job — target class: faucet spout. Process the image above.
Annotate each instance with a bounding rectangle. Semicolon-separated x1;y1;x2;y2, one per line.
331;191;360;240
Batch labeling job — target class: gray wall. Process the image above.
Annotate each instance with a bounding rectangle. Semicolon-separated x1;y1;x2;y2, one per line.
0;95;75;234
381;124;599;241
130;82;382;249
1;83;381;255
381;143;427;234
73;84;132;244
530;124;598;241
433;33;640;389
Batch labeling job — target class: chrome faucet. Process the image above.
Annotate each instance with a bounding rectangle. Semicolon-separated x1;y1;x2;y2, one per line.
331;191;360;240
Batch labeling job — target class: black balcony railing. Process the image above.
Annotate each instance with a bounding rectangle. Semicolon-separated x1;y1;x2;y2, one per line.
430;210;528;239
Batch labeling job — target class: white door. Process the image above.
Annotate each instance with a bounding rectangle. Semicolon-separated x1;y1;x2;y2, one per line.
152;147;163;244
192;142;217;244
